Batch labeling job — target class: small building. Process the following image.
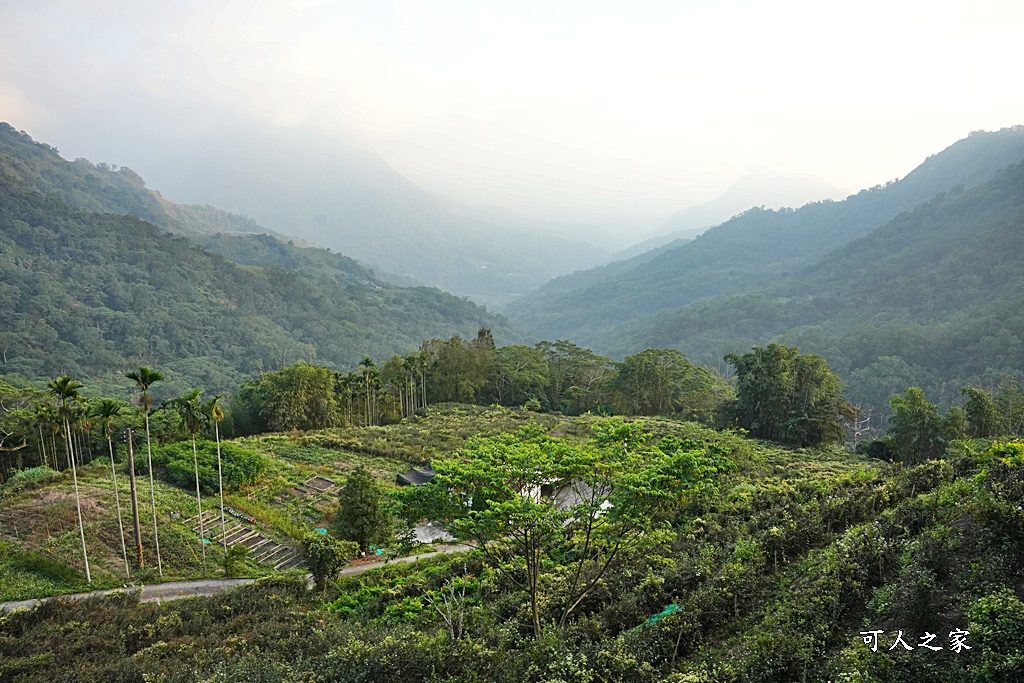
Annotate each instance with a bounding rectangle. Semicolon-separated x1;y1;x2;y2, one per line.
396;465;437;487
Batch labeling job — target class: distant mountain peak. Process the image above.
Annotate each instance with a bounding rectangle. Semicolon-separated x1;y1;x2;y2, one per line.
610;170;847;261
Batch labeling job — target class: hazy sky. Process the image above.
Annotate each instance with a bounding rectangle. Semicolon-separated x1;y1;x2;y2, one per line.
2;0;1022;228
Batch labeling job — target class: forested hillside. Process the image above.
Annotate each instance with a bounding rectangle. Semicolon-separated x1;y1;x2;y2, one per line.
600;160;1024;413
505;126;1024;343
0;169;515;396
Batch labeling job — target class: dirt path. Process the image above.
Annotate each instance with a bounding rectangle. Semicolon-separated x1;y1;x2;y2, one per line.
0;544;469;613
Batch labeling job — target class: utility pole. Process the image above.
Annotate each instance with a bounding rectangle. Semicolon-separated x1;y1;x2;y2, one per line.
126;429;144;568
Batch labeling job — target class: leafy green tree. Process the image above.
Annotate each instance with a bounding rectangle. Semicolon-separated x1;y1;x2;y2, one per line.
422;335;493;403
220;544;249;578
165;388;210;575
472;327;496;351
611;348;726;420
148;440;266;491
125;366;164;575
399;419;732;637
91;398;130;576
943;405;969;442
962;386;1002;438
260;362;339;431
332;465;393;553
486;345;549;408
47;375;90;583
725;343;855;447
888;387;946;464
536;340;613;415
304;533;359;592
994;376;1024;436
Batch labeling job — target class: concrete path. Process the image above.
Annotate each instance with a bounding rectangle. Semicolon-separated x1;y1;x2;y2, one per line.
1;544;468;613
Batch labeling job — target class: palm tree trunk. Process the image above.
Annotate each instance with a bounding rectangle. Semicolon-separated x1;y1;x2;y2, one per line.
65;418;91;584
192;435;207;576
38;425;46;468
127;430;145;568
215;422;226;554
144;410;163;576
108;435;130;577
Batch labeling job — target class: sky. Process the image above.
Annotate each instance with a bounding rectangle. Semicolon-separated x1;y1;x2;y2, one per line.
2;0;1022;234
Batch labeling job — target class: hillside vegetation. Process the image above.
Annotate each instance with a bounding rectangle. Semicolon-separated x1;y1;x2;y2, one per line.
3;404;1023;682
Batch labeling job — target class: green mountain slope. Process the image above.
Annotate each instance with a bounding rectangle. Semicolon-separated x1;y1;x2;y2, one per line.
0;123;266;238
0;169;516;395
505;126;1024;344
605;161;1024;412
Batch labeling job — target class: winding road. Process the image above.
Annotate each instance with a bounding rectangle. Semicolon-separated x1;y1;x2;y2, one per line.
1;544;468;613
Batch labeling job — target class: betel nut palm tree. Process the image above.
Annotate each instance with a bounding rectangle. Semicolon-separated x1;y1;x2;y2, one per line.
92;398;131;577
205;394;228;554
125;366;164;576
47;375;91;584
167;388;209;576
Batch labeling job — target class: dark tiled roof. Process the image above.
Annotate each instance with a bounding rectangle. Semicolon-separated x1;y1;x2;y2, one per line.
396;466;437;486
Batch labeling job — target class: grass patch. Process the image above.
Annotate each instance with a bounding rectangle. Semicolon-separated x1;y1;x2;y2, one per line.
0;542;84;602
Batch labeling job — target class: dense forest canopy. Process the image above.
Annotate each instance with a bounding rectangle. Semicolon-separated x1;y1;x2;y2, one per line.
0;164;514;397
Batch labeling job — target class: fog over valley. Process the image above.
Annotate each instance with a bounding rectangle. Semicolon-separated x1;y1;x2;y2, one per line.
3;1;1022;265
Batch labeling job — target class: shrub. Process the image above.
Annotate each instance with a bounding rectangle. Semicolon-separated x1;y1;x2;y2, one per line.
147;440;267;492
968;588;1024;680
3;466;62;492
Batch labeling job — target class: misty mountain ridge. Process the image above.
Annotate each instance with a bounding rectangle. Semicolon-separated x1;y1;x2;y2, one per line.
612;171;847;261
154;124;608;307
504;126;1024;343
0;123;268;240
601;158;1024;414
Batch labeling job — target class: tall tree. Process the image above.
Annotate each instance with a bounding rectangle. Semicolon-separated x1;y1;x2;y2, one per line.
47;376;91;584
125;428;145;568
536;340;613;415
206;395;228;554
994;377;1024;436
258;362;339;431
304;533;359;593
962;386;1001;438
486;345;549;408
611;348;724;420
32;402;58;469
888;387;946;464
166;389;209;576
725;343;855;447
332;465;392;552
421;336;493;403
125;366;164;576
92;398;130;577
